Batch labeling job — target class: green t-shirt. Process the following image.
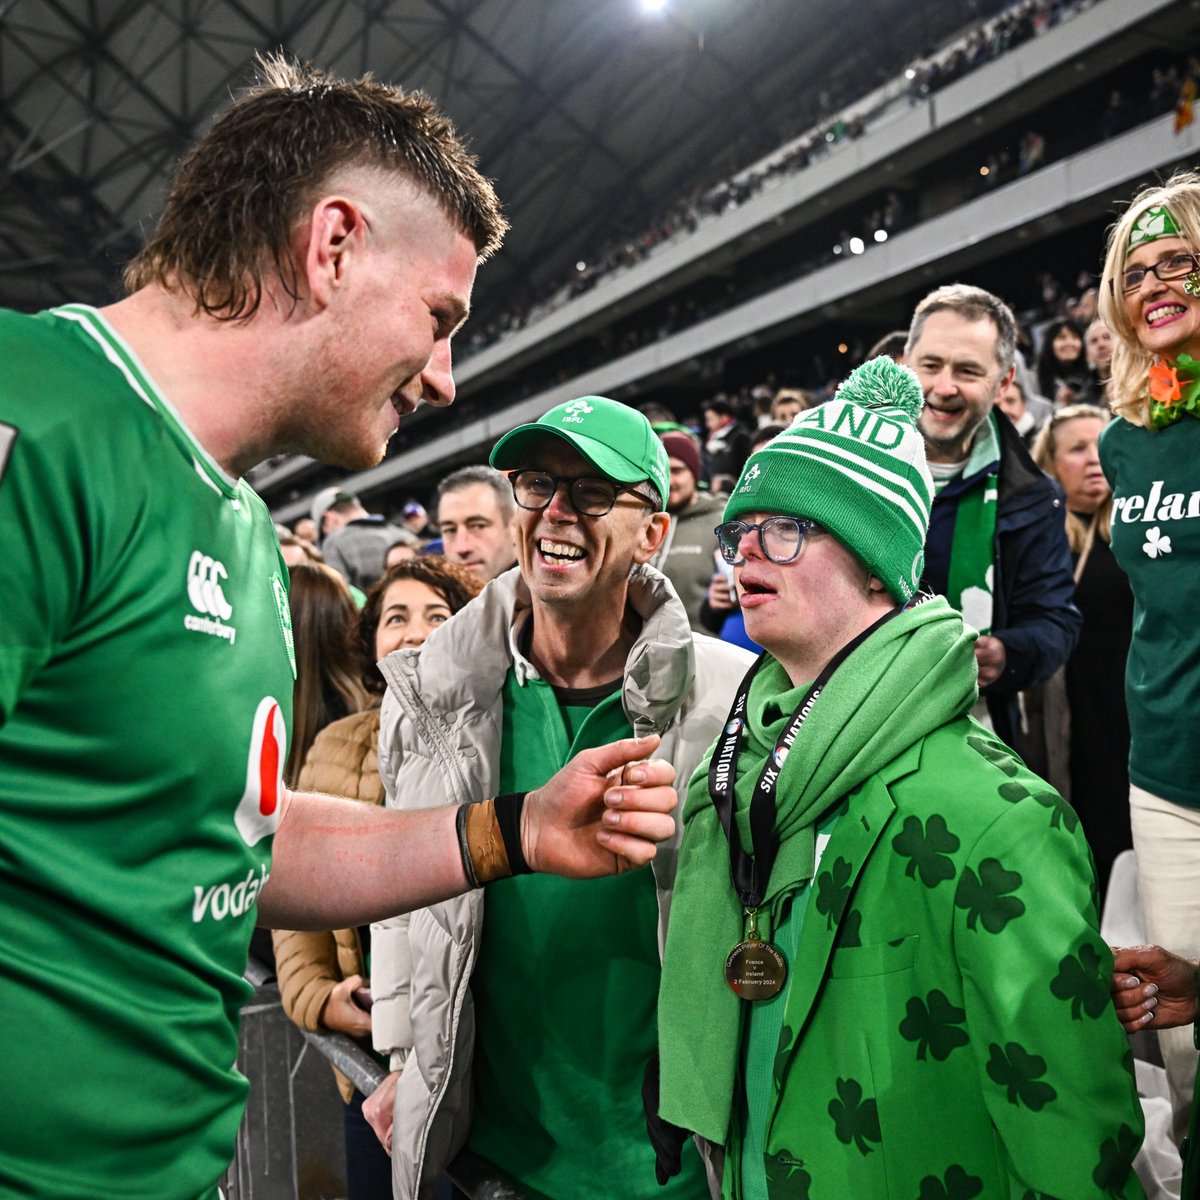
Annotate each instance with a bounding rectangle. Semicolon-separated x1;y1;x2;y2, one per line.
0;306;296;1199
1099;415;1200;806
468;668;708;1199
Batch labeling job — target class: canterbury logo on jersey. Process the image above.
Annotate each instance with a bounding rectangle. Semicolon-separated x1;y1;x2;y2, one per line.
184;549;238;644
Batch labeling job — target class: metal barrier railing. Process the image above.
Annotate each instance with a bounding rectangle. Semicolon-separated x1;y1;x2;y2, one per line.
230;960;527;1200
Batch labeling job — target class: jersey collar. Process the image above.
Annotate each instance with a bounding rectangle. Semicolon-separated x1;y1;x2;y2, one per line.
52;304;241;500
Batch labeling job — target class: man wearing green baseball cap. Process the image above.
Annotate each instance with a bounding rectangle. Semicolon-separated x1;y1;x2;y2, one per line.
367;395;753;1198
655;357;1144;1199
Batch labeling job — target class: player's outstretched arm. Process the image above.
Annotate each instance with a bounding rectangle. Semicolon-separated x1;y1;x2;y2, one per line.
257;734;676;930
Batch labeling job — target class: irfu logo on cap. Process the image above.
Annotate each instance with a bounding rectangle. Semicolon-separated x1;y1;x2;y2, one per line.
562;399;594;424
738;464;763;493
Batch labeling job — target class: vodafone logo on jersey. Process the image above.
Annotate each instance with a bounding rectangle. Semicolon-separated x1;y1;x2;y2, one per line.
235;696;286;846
184;549;238;644
191;697;285;924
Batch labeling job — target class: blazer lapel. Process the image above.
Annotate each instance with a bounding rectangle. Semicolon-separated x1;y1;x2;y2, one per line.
776;776;896;1038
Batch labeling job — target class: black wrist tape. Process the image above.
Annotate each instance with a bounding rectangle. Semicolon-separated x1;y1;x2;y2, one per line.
493;792;532;876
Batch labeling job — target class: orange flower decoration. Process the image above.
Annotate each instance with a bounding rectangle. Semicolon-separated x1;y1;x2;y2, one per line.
1150;361;1183;406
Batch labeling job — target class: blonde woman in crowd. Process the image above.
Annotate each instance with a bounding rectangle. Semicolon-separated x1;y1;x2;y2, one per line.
1096;170;1200;1141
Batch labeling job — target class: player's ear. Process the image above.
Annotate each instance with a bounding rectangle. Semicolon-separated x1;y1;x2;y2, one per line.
301;196;366;310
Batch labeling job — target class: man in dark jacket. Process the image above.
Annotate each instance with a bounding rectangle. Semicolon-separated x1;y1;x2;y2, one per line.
312;487;418;591
905;284;1080;747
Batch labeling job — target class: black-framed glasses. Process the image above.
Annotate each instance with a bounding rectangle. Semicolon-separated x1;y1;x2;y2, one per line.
508;470;650;517
1118;252;1200;294
715;517;820;565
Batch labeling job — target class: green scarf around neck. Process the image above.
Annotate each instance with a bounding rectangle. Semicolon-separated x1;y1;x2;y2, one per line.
946;412;999;636
657;596;978;1143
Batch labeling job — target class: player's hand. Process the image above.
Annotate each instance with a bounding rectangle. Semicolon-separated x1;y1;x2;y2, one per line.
974;635;1006;688
363;1069;401;1153
522;734;677;877
321;974;372;1038
1111;945;1200;1032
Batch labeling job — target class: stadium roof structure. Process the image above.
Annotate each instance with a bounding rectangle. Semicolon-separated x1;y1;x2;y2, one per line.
0;0;967;320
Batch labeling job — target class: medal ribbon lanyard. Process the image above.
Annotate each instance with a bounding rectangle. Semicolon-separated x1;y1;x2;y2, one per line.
708;605;903;914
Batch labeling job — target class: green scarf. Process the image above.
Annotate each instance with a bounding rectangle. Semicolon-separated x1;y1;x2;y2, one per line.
945;413;999;636
657;596;978;1143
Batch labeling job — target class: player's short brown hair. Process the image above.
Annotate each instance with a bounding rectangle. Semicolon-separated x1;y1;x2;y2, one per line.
124;53;507;320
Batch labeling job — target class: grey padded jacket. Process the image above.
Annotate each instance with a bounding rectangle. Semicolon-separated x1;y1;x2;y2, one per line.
370;562;752;1199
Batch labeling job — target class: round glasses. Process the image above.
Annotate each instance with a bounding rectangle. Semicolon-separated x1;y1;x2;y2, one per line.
715;517;820;565
508;470;651;517
1119;252;1200;294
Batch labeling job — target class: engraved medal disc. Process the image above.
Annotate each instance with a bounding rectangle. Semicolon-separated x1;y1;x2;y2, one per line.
725;938;787;1000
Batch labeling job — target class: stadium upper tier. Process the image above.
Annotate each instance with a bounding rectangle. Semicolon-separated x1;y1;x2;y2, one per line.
263;0;1200;522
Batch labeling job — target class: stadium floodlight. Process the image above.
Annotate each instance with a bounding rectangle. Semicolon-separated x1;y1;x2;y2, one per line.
641;0;667;13
874;229;888;243
849;237;865;255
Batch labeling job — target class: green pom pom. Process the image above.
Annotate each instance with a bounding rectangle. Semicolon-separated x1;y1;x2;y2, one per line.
834;355;924;423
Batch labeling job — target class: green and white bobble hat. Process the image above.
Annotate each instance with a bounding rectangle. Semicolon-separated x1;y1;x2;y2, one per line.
724;356;934;602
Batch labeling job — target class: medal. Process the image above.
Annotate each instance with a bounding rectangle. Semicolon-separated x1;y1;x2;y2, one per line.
708;606;903;1003
725;907;787;1000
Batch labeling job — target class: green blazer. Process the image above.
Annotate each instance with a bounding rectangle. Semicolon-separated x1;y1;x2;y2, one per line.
738;717;1145;1199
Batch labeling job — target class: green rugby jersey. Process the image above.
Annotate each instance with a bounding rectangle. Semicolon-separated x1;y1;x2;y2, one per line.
0;305;296;1199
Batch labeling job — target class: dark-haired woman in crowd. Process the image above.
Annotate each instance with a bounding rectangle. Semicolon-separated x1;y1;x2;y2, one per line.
1035;317;1090;407
273;558;481;1200
284;562;374;787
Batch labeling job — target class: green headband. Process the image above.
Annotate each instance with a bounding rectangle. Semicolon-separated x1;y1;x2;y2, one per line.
1128;205;1183;251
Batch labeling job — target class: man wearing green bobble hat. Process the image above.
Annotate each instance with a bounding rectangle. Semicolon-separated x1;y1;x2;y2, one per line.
655;357;1145;1198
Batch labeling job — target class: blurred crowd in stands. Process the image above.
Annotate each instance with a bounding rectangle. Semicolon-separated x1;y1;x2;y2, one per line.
457;0;1128;361
382;45;1196;462
254;0;1197;496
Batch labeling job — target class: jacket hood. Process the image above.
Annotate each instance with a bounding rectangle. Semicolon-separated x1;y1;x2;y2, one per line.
377;560;697;738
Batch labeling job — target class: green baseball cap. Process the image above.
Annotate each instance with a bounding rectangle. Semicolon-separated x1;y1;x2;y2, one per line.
489;396;670;511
